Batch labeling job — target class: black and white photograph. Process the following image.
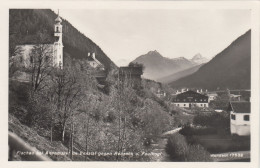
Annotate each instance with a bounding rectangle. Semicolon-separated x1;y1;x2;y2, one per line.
3;0;260;166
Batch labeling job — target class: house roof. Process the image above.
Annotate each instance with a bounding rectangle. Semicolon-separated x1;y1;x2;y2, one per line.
87;56;95;61
176;90;208;99
229;101;250;113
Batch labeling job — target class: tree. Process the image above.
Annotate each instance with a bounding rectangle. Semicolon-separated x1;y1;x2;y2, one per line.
128;62;145;71
24;31;54;126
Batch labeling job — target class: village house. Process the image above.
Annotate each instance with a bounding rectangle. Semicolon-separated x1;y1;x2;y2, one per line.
228;101;250;136
155;89;166;98
207;92;218;102
172;90;209;108
12;12;64;69
118;66;143;87
87;52;104;70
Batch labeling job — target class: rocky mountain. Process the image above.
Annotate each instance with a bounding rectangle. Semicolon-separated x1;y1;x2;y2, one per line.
190;53;209;64
157;64;203;83
131;50;197;80
170;30;251;90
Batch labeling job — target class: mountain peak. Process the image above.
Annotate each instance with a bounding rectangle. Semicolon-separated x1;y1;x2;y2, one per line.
191;53;209;64
131;51;196;80
192;53;203;59
146;50;163;57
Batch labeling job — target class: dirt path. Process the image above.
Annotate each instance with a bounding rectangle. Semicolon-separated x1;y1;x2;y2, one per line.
149;128;182;161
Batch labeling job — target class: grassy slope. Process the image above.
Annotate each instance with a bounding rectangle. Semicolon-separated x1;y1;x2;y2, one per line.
9;114;71;161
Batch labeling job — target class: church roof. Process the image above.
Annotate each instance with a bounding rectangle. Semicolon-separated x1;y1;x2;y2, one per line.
55;16;62;23
228;101;250;113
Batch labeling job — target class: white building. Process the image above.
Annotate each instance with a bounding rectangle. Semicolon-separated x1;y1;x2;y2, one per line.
87;52;103;69
12;12;64;69
172;90;209;108
228;101;250;136
207;92;218;102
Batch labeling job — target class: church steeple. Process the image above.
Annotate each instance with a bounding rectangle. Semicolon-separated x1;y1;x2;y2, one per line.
54;9;63;69
54;9;62;41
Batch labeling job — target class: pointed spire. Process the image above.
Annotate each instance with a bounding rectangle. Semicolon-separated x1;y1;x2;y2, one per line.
55;9;62;23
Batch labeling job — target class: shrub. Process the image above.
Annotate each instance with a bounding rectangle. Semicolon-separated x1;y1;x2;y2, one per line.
165;133;189;161
193;112;230;130
187;145;212;161
179;125;217;136
165;133;212;161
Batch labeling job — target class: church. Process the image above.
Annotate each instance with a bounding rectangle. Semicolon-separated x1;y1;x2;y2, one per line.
12;12;64;69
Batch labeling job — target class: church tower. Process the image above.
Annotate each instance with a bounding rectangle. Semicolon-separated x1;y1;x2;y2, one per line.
54;10;63;69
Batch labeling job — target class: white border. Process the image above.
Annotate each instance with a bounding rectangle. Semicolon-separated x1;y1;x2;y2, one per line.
0;1;259;168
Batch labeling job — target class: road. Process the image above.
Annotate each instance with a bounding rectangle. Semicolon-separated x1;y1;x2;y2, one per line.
149;127;182;161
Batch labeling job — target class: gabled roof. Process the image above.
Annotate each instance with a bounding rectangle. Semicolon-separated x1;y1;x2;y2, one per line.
87;55;102;66
176;90;208;98
87;56;95;61
228;101;250;113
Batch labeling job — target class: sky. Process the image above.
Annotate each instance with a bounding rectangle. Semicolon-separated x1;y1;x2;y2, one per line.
57;9;251;66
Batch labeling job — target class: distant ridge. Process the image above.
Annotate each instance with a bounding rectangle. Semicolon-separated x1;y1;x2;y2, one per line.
170;30;251;90
131;50;198;80
157;64;203;83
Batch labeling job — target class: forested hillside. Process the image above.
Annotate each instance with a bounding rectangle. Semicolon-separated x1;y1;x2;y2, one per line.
9;9;116;71
170;30;251;90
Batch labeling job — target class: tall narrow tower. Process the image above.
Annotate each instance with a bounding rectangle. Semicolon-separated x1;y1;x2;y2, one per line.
54;10;63;69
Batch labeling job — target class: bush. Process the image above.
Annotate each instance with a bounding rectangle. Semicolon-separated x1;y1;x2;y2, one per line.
165;133;212;161
193;112;230;130
179;125;217;136
165;133;188;161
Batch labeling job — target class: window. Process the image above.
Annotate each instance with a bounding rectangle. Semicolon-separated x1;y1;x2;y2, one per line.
201;104;203;107
244;115;249;121
184;104;186;106
195;99;197;102
204;104;206;107
30;56;33;63
177;104;179;107
200;99;202;102
45;56;49;62
204;99;207;102
183;99;186;102
231;114;236;120
19;56;23;63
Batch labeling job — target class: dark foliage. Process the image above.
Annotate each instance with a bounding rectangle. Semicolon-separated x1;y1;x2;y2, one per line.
165;133;212;161
193;112;230;133
179;126;218;136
